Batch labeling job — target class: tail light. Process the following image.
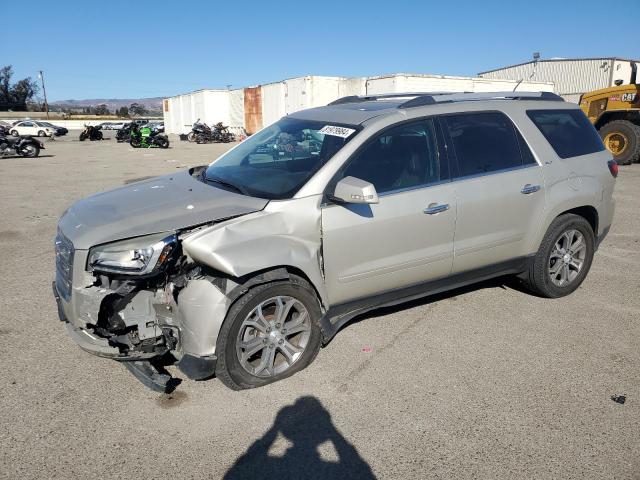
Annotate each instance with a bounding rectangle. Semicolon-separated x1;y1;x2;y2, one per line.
608;160;619;178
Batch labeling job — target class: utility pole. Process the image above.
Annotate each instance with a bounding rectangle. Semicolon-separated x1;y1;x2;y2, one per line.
38;70;49;119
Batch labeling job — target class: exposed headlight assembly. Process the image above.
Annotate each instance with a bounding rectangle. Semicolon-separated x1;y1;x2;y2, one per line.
87;233;177;275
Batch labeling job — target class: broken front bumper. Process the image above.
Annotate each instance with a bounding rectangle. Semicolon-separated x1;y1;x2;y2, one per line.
53;281;127;359
52;281;219;386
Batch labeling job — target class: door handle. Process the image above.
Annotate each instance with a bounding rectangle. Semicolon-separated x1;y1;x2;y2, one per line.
423;203;450;215
521;184;541;194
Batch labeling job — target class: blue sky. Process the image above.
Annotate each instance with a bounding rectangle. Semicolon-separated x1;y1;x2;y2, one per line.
5;0;638;101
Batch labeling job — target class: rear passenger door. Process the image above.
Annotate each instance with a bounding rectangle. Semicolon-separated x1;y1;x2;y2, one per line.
441;111;546;274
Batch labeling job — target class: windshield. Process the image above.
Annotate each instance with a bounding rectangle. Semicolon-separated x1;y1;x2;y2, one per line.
204;117;359;199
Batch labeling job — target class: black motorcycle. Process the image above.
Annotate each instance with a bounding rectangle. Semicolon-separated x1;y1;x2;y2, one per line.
116;123;133;143
79;124;103;141
0;129;44;157
188;119;212;143
211;122;235;143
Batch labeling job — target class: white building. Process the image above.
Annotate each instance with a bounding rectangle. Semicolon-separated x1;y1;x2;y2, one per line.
479;57;639;103
163;73;553;135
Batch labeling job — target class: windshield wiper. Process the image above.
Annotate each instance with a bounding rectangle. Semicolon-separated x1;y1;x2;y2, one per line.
203;174;248;195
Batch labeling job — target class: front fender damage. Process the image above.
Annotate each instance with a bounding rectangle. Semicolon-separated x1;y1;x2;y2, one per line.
63;196;327;391
180;196;328;307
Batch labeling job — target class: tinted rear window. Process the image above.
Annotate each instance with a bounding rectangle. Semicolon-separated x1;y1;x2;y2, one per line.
444;112;524;178
527;109;605;159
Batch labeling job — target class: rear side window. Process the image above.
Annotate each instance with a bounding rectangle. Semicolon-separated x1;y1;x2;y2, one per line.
444;112;524;178
527;109;605;159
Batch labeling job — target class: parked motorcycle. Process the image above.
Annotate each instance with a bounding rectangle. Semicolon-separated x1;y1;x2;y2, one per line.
116;123;133;143
211;122;235;143
79;124;103;141
188;119;211;143
129;123;169;148
0;130;44;157
188;120;235;143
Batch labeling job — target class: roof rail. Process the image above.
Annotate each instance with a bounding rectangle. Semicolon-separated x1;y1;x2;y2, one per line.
328;91;564;108
400;91;564;108
328;92;450;106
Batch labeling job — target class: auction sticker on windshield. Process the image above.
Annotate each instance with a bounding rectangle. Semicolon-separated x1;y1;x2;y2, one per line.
319;125;356;138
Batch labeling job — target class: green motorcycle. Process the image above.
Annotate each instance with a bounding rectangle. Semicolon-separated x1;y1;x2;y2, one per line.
129;123;170;149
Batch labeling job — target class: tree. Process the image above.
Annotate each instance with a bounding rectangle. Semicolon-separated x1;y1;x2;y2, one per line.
116;106;129;117
0;65;39;111
129;102;147;117
94;104;110;115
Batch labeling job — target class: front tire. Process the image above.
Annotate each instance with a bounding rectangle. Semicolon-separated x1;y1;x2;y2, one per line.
79;133;86;141
522;214;595;298
215;276;322;390
10;130;19;137
37;130;45;137
599;120;640;165
187;132;196;142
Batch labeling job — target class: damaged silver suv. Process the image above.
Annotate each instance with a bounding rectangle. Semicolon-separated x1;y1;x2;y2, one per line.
53;92;617;391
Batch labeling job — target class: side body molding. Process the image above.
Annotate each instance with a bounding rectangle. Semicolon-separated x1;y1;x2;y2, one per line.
181;195;329;307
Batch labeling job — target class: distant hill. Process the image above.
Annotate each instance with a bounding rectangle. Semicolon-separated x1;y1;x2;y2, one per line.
50;97;163;112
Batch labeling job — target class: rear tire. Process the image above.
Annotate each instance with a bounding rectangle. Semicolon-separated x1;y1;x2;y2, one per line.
157;136;169;148
21;144;40;158
522;214;595;298
599;120;640;165
215;276;322;390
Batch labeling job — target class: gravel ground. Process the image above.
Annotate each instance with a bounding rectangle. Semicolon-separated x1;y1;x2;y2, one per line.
0;131;638;479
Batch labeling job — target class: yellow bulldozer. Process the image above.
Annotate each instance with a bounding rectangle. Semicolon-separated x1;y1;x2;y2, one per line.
580;62;640;165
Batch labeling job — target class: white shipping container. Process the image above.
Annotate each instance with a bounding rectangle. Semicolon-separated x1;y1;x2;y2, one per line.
164;73;555;134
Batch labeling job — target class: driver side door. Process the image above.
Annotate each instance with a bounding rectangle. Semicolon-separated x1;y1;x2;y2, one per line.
321;118;457;306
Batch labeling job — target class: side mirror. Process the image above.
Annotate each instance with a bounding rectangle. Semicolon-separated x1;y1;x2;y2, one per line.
331;176;379;204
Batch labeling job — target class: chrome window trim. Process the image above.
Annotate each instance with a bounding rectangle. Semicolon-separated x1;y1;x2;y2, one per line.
446;163;541;184
378;178;452;198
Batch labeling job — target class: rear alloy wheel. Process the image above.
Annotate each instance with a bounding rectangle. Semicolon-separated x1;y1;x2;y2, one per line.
521;214;595;298
599;120;640;165
548;229;587;287
216;276;322;390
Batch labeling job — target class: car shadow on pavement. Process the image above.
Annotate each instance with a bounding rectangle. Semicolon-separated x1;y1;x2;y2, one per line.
348;275;520;327
223;396;376;480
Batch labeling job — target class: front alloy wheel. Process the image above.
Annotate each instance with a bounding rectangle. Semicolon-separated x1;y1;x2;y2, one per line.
215;276;322;390
236;296;312;378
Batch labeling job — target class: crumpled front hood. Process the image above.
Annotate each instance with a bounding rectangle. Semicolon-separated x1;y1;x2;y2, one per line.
58;170;268;249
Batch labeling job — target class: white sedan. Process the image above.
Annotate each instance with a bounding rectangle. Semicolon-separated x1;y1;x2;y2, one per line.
10;121;56;137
